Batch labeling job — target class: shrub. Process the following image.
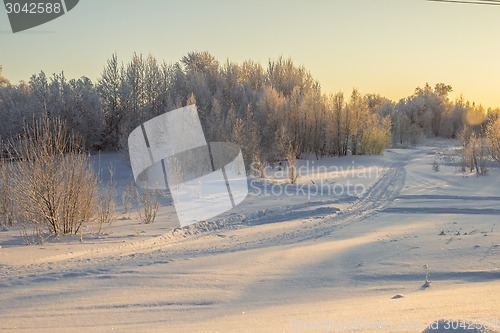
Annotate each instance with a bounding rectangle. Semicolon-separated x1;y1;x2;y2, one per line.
139;189;159;224
361;125;391;155
96;168;116;233
432;159;440;172
9;117;99;236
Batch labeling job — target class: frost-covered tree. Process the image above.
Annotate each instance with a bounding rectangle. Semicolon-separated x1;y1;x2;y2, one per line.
98;53;123;149
328;92;349;156
0;82;31;139
143;55;162;117
3;53;476;163
458;127;489;175
347;89;370;155
486;115;500;163
65;77;103;148
29;71;50;117
0;66;9;86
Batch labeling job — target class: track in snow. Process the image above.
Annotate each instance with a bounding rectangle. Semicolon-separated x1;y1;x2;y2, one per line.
0;150;413;279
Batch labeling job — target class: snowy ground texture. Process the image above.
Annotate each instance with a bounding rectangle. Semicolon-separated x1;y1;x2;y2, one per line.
1;140;499;333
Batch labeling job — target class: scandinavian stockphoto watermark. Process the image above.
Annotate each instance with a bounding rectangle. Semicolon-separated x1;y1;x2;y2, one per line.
248;161;382;199
249;178;366;199
4;0;79;33
128;105;249;227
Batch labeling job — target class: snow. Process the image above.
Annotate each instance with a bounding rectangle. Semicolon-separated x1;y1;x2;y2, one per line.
0;142;499;333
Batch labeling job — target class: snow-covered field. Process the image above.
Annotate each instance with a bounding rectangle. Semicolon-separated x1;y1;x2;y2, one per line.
1;142;499;333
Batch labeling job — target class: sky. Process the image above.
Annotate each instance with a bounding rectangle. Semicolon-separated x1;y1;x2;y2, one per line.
1;0;500;107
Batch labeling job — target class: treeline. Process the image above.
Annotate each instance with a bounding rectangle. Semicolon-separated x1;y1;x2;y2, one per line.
1;53;500;168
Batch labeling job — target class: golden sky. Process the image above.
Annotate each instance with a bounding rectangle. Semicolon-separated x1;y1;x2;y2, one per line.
1;0;499;107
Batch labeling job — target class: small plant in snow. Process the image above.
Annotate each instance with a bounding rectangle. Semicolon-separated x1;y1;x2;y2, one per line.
96;168;116;234
122;181;139;216
139;189;159;224
19;223;48;245
422;264;431;288
432;159;440;172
